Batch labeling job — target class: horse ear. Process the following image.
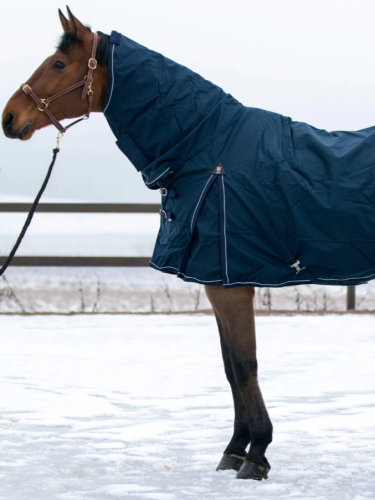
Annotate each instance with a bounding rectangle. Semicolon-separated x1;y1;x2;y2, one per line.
66;6;88;40
58;9;70;33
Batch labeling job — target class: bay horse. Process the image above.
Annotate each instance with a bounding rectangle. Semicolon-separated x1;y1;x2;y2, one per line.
5;7;369;482
1;9;271;480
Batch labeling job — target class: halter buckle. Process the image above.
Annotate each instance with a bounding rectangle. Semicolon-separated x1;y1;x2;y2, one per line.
37;99;49;112
88;58;97;70
22;84;32;94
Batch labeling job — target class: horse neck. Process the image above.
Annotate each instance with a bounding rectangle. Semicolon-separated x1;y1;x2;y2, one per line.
91;32;110;112
104;34;227;160
93;64;109;113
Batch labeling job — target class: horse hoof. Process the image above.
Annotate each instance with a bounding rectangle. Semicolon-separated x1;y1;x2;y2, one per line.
216;453;245;472
236;459;270;480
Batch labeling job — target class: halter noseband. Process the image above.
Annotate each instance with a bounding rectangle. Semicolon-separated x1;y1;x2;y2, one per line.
21;32;99;136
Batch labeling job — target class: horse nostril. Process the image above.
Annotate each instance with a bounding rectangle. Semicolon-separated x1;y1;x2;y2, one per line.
2;113;13;129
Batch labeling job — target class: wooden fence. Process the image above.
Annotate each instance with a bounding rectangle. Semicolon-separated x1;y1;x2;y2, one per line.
0;203;356;310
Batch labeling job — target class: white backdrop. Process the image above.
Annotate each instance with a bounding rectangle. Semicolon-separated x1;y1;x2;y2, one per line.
1;0;375;202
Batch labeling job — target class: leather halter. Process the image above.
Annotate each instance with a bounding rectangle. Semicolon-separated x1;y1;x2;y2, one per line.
21;32;99;134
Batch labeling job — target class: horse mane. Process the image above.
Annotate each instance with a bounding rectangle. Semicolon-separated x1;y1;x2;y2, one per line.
57;29;109;65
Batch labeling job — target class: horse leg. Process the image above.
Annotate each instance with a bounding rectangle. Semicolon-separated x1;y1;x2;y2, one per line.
215;313;250;472
205;285;273;480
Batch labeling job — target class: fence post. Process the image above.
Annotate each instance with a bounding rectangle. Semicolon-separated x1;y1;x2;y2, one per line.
346;286;356;311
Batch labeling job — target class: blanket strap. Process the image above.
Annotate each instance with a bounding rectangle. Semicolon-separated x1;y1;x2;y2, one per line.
159;188;176;198
271;238;306;274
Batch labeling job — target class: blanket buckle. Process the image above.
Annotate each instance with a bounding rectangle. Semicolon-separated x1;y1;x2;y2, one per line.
288;259;306;275
159;209;173;222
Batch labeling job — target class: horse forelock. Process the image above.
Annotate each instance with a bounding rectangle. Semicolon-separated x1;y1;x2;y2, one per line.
57;29;109;65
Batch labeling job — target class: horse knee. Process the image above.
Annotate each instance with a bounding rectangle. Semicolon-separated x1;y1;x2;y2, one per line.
230;357;258;390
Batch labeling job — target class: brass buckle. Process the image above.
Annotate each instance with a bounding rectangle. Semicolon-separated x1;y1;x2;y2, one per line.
88;58;97;70
37;99;49;112
22;84;32;94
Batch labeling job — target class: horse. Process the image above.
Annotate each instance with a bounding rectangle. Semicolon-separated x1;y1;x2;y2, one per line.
3;7;375;482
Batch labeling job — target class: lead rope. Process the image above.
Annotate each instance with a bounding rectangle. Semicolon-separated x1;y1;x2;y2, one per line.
0;135;62;278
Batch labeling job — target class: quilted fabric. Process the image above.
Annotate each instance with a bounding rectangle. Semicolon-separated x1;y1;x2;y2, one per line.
103;31;375;287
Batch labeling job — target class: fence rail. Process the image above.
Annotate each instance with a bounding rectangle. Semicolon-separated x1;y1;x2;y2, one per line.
0;203;356;310
0;203;160;213
0;257;150;267
0;202;158;268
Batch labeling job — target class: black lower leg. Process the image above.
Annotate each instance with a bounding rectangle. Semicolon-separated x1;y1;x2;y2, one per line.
205;286;272;479
216;317;250;458
226;333;273;478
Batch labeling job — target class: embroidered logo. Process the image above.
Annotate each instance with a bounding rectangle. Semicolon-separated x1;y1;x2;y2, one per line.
211;163;226;175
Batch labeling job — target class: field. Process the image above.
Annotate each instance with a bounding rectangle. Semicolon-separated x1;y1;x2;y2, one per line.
0;314;374;499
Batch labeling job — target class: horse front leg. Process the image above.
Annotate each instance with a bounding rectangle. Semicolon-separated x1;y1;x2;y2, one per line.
214;313;250;472
205;285;273;480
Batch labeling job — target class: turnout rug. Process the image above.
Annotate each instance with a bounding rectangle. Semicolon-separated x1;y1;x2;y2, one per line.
104;31;375;288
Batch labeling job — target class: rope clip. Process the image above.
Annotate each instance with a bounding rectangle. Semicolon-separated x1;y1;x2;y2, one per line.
56;131;64;150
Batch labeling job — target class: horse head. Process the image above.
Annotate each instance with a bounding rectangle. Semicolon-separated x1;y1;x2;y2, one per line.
2;7;108;140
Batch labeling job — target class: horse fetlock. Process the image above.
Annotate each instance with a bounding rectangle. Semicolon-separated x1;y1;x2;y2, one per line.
249;419;273;447
224;440;248;458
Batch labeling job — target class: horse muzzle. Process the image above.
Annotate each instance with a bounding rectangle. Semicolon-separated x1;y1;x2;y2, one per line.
2;113;33;140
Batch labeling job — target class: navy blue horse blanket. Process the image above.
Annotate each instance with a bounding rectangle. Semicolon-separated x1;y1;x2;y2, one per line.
103;31;375;288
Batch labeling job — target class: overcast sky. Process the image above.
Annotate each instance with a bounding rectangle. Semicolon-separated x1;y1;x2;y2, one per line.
2;0;375;202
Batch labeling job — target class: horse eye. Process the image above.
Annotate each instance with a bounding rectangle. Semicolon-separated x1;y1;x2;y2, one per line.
53;61;65;69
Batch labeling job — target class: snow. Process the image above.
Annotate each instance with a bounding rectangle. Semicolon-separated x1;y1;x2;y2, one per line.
2;266;375;313
0;314;374;499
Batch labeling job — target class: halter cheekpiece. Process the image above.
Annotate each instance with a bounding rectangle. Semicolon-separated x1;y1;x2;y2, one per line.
20;32;99;137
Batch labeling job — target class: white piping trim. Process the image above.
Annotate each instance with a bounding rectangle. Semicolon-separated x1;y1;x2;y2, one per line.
151;260;308;286
317;273;375;281
190;175;214;233
150;262;180;272
145;167;171;186
149;261;222;283
222;176;229;285
228;279;311;286
179;272;222;283
103;44;115;113
150;261;312;286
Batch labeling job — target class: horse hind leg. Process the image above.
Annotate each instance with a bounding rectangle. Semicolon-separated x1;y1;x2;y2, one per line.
205;285;273;480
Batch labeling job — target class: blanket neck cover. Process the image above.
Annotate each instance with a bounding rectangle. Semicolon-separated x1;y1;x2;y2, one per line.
103;31;375;288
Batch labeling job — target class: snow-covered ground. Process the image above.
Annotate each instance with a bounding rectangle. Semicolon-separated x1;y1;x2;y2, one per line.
2;267;375;314
0;314;374;499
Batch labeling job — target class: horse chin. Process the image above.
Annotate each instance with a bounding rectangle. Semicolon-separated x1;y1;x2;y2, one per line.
18;122;34;141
